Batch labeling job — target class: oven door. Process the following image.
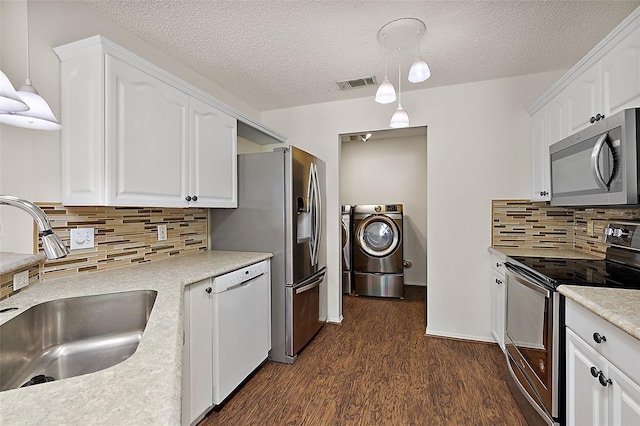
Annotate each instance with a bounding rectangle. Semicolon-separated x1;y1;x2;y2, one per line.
505;264;559;424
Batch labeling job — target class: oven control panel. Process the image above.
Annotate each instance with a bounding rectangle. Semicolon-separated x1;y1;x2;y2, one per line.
604;222;640;249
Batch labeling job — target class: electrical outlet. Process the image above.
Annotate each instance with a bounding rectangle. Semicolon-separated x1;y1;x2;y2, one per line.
158;224;168;241
70;228;95;250
13;270;29;291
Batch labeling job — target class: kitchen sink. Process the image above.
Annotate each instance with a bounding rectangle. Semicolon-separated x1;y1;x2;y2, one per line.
0;290;157;392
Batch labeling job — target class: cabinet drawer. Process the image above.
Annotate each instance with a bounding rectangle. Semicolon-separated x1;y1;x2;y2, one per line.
490;252;506;276
566;298;640;384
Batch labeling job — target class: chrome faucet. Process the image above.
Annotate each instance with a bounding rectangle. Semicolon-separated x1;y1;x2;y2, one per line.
0;195;69;260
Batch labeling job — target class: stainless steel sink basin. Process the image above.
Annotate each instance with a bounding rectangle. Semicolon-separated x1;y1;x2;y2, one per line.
0;290;157;392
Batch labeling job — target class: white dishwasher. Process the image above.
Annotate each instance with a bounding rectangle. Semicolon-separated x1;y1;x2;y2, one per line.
211;260;271;405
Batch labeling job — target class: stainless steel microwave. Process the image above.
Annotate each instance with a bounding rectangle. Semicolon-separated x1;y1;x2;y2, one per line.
549;108;640;206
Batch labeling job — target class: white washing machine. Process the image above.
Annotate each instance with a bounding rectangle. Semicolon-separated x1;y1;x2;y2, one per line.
341;205;352;294
352;204;403;298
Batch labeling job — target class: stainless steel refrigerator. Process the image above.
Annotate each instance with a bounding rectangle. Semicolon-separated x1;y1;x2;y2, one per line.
209;146;326;364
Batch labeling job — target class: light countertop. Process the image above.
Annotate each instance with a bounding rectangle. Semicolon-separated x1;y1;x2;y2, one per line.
0;252;46;276
558;285;640;341
488;246;604;260
0;250;272;425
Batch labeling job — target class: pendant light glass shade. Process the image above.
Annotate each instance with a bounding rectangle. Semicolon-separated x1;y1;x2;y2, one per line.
408;28;431;83
389;46;409;128
375;34;396;104
408;58;431;83
0;0;61;130
375;77;396;104
390;104;410;128
0;80;62;130
0;70;29;112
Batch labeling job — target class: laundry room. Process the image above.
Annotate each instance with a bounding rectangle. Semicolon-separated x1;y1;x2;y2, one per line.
339;127;427;309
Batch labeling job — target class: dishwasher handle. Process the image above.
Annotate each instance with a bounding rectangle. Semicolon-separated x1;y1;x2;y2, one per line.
224;271;265;292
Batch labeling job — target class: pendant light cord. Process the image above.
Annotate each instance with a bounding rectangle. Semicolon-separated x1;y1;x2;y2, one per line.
383;34;388;79
397;47;402;104
25;0;31;84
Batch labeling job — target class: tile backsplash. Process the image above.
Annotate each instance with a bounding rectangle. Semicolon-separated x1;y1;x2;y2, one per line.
0;264;39;301
492;199;640;257
36;204;208;280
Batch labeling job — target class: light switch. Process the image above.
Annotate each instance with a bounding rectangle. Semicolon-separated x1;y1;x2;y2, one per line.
158;224;168;241
71;228;95;250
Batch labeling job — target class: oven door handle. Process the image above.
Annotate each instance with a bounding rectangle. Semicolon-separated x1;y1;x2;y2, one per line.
505;263;552;296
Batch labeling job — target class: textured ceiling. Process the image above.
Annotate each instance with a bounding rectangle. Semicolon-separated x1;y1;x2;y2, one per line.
84;0;640;112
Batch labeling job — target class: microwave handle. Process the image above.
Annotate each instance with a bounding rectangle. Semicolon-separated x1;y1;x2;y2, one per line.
591;133;611;191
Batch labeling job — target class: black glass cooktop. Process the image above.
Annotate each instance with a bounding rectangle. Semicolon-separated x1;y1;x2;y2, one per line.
508;256;640;290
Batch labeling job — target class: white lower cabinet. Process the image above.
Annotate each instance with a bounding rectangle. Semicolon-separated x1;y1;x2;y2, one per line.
182;260;271;426
565;299;640;426
182;278;213;426
490;252;506;351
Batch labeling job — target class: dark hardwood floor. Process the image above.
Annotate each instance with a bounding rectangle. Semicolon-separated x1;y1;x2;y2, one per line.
201;286;526;425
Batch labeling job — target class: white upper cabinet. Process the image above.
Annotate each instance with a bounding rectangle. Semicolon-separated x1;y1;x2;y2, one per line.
530;92;565;202
528;8;640;202
602;25;640;116
530;107;549;202
55;36;244;208
107;56;190;207
189;98;237;208
565;61;602;135
546;93;565;145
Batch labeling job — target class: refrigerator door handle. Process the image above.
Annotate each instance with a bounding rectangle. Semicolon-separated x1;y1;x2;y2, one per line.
312;162;322;267
295;279;321;294
308;163;318;266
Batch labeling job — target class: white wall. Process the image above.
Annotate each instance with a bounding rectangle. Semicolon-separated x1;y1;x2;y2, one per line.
0;0;567;342
340;134;427;286
0;0;259;253
262;69;565;340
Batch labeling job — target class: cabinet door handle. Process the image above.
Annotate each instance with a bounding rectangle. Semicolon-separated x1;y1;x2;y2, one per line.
185;195;192;202
496;262;502;268
540;191;548;196
495;279;503;285
205;287;212;294
590;116;596;124
598;372;612;387
593;332;607;344
192;195;198;201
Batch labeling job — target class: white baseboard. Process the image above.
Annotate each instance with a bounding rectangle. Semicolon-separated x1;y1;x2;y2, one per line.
425;328;496;344
327;315;343;324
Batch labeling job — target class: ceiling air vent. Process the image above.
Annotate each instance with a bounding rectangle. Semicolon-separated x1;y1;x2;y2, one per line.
337;76;378;90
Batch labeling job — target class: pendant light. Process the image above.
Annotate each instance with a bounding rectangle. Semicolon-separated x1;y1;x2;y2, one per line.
375;18;428;129
408;28;431;83
0;70;29;112
0;0;61;130
375;34;396;104
390;47;410;129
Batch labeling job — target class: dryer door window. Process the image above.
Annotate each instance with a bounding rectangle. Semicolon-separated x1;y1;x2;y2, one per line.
357;216;400;257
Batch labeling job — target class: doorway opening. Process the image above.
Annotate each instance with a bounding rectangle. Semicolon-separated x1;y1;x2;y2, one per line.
339;127;427;327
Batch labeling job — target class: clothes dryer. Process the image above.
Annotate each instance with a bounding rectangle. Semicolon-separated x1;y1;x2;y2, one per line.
352;204;403;298
341;205;352;294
